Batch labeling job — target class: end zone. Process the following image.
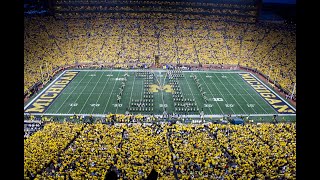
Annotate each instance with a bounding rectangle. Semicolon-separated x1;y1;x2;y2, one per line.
239;73;295;114
24;71;79;113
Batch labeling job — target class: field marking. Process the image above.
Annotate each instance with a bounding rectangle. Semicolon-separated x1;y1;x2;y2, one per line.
79;72;105;114
115;73;131;114
162;71;168;87
27;70;295;116
229;74;269;114
238;73;286;114
250;73;296;111
197;73;224;114
103;71;121;114
210;72;246;114
223;73;258;114
159;71;165;112
53;71;89;114
174;76;189;114
203;72;237;114
66;72;97;114
183;76;200;113
44;72;80;113
90;72;114;114
141;73;146;100
24;71;67;110
25;113;296;118
128;72;136;108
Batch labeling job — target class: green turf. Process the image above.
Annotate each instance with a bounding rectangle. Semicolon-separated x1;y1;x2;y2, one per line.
25;70;296;117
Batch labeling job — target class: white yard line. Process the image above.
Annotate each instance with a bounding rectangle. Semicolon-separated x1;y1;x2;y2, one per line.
115;73;130;114
24;71;67;110
151;69;161;86
228;73;269;114
197;73;224;114
44;72;80;113
128;72;136;107
162;71;168;87
223;74;259;114
187;74;213;115
210;72;245;114
78;72;105;114
53;71;89;113
141;73;145;101
66;72;97;114
90;72;113;114
159;71;165;112
238;73;282;114
183;76;200;114
102;71;121;114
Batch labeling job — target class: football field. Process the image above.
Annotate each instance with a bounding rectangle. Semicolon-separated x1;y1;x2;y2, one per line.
24;69;296;118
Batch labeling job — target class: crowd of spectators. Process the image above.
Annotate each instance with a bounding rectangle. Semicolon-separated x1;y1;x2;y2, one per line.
55;0;257;9
55;11;256;23
24;13;295;95
24;122;296;179
54;5;256;17
24;122;84;178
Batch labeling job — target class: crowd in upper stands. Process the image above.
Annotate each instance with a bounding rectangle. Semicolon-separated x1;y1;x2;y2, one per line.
54;5;256;17
24;13;296;95
24;122;296;179
55;0;257;9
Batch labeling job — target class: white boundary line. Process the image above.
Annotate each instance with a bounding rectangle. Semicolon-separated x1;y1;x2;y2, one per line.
24;71;67;110
24;113;296;118
249;73;296;111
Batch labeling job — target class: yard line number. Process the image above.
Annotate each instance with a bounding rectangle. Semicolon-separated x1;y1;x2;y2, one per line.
90;104;100;107
113;104;122;107
225;104;234;108
159;104;168;108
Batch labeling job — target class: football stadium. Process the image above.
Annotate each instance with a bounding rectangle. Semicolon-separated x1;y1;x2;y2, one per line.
24;0;296;179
